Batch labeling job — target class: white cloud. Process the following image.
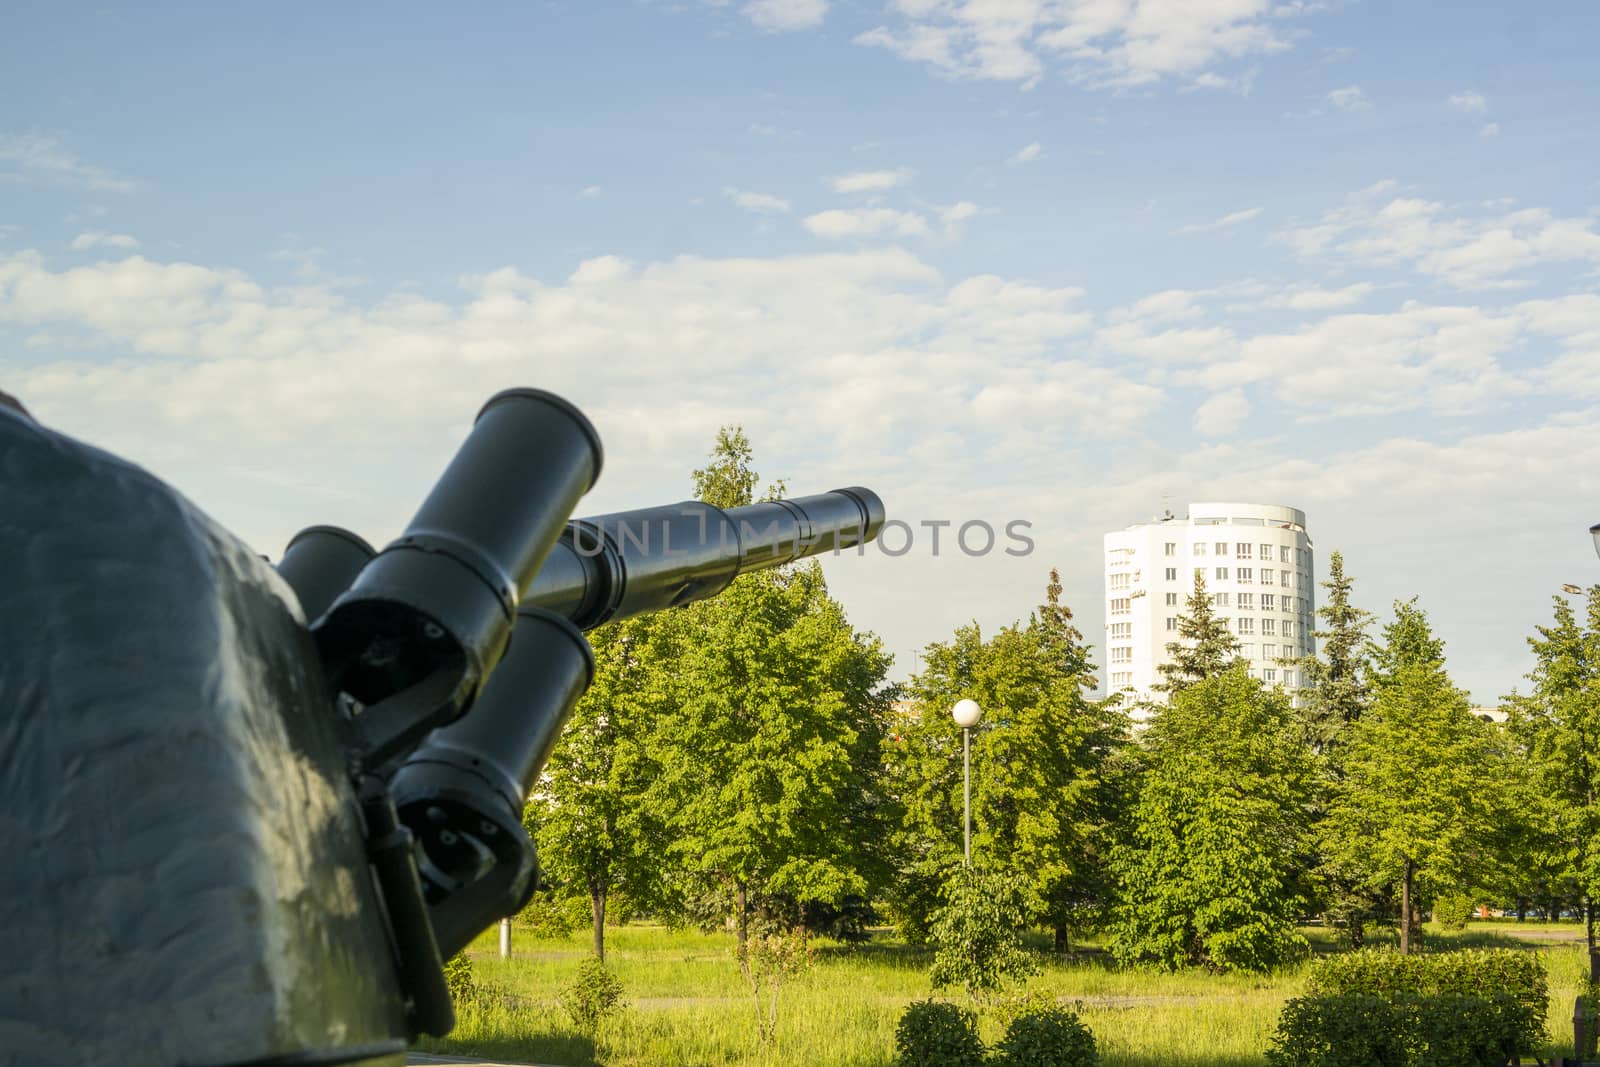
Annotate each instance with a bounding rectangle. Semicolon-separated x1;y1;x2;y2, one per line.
0;133;136;193
578;185;604;199
1258;282;1376;310
852;0;1316;89
1174;206;1263;235
1326;85;1370;111
1193;389;1250;436
723;186;792;214
740;0;828;32
830;168;914;194
1274;180;1600;289
1448;90;1488;114
1008;141;1043;165
68;232;139;252
803;207;931;239
940;201;981;225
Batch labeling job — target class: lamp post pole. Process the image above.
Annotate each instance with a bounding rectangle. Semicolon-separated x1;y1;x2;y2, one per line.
952;699;982;868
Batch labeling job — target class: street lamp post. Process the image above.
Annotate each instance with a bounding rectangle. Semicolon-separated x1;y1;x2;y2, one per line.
952;699;982;867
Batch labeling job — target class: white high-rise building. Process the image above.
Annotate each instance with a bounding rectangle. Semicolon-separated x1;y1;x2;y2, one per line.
1103;502;1316;716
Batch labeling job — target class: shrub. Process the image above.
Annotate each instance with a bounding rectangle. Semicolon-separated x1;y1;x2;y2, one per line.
1433;893;1476;931
443;952;480;1007
1304;949;1546;1053
895;1000;985;1067
1267;992;1527;1067
995;1007;1100;1067
559;956;625;1033
1265;994;1406;1067
928;867;1039;1001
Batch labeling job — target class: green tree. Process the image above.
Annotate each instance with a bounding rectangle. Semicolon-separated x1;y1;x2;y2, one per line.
1503;587;1600;949
1109;663;1317;972
1292;550;1375;753
1157;571;1242;693
647;427;893;948
535;616;668;962
887;571;1127;950
1290;550;1381;946
927;866;1039;1002
1325;600;1503;953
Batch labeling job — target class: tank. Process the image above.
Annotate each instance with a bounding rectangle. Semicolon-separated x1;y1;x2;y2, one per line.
0;392;885;1067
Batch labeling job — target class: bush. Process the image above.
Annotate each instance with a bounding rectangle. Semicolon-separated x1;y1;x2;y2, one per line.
1433;893;1476;931
1266;992;1527;1067
443;952;480;1007
895;1000;985;1067
559;956;625;1033
928;867;1039;1001
996;1008;1099;1067
1265;995;1406;1067
1305;949;1546;1053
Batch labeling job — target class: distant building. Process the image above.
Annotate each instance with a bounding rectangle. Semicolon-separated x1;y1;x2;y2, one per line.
1103;502;1317;719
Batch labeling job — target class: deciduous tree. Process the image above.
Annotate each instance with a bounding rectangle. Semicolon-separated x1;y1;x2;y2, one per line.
1110;663;1317;972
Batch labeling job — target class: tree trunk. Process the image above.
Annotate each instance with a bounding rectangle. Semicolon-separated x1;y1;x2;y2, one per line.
1348;914;1364;949
1053;917;1070;955
1516;898;1527;923
1400;859;1415;955
736;881;749;953
1588;898;1596;953
590;883;607;962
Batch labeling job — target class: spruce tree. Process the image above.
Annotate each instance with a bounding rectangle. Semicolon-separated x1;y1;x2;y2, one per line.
1503;588;1600;951
1157;570;1242;693
1293;550;1375;753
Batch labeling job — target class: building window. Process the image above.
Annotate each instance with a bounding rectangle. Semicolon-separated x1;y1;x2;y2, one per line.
1215;542;1229;556
1283;598;1294;613
1166;592;1178;606
1282;670;1295;686
1283;621;1294;637
1237;593;1254;609
1165;567;1177;580
1237;567;1253;584
1237;617;1255;635
1240;642;1256;658
1236;543;1252;559
1110;622;1131;639
1261;568;1274;584
1109;598;1130;615
1260;543;1273;560
1281;546;1292;563
1262;618;1276;636
1262;594;1275;610
1110;572;1130;590
1193;543;1207;556
1215;567;1229;580
1110;645;1132;663
1165;542;1176;556
1111;672;1132;688
1166;617;1178;631
1281;572;1291;588
1284;644;1296;659
1263;668;1277;682
1211;592;1230;607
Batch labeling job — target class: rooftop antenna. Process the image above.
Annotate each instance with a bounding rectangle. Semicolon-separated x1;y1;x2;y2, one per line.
1160;487;1175;522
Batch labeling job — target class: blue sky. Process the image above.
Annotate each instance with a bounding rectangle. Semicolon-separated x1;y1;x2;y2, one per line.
4;0;1600;702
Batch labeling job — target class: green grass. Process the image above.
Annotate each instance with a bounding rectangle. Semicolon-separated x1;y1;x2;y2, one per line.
415;919;1595;1067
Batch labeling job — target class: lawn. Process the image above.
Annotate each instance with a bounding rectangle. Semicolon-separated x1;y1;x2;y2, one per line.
415;919;1594;1067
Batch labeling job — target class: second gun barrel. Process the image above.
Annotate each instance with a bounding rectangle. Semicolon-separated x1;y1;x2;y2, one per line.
522;487;885;630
